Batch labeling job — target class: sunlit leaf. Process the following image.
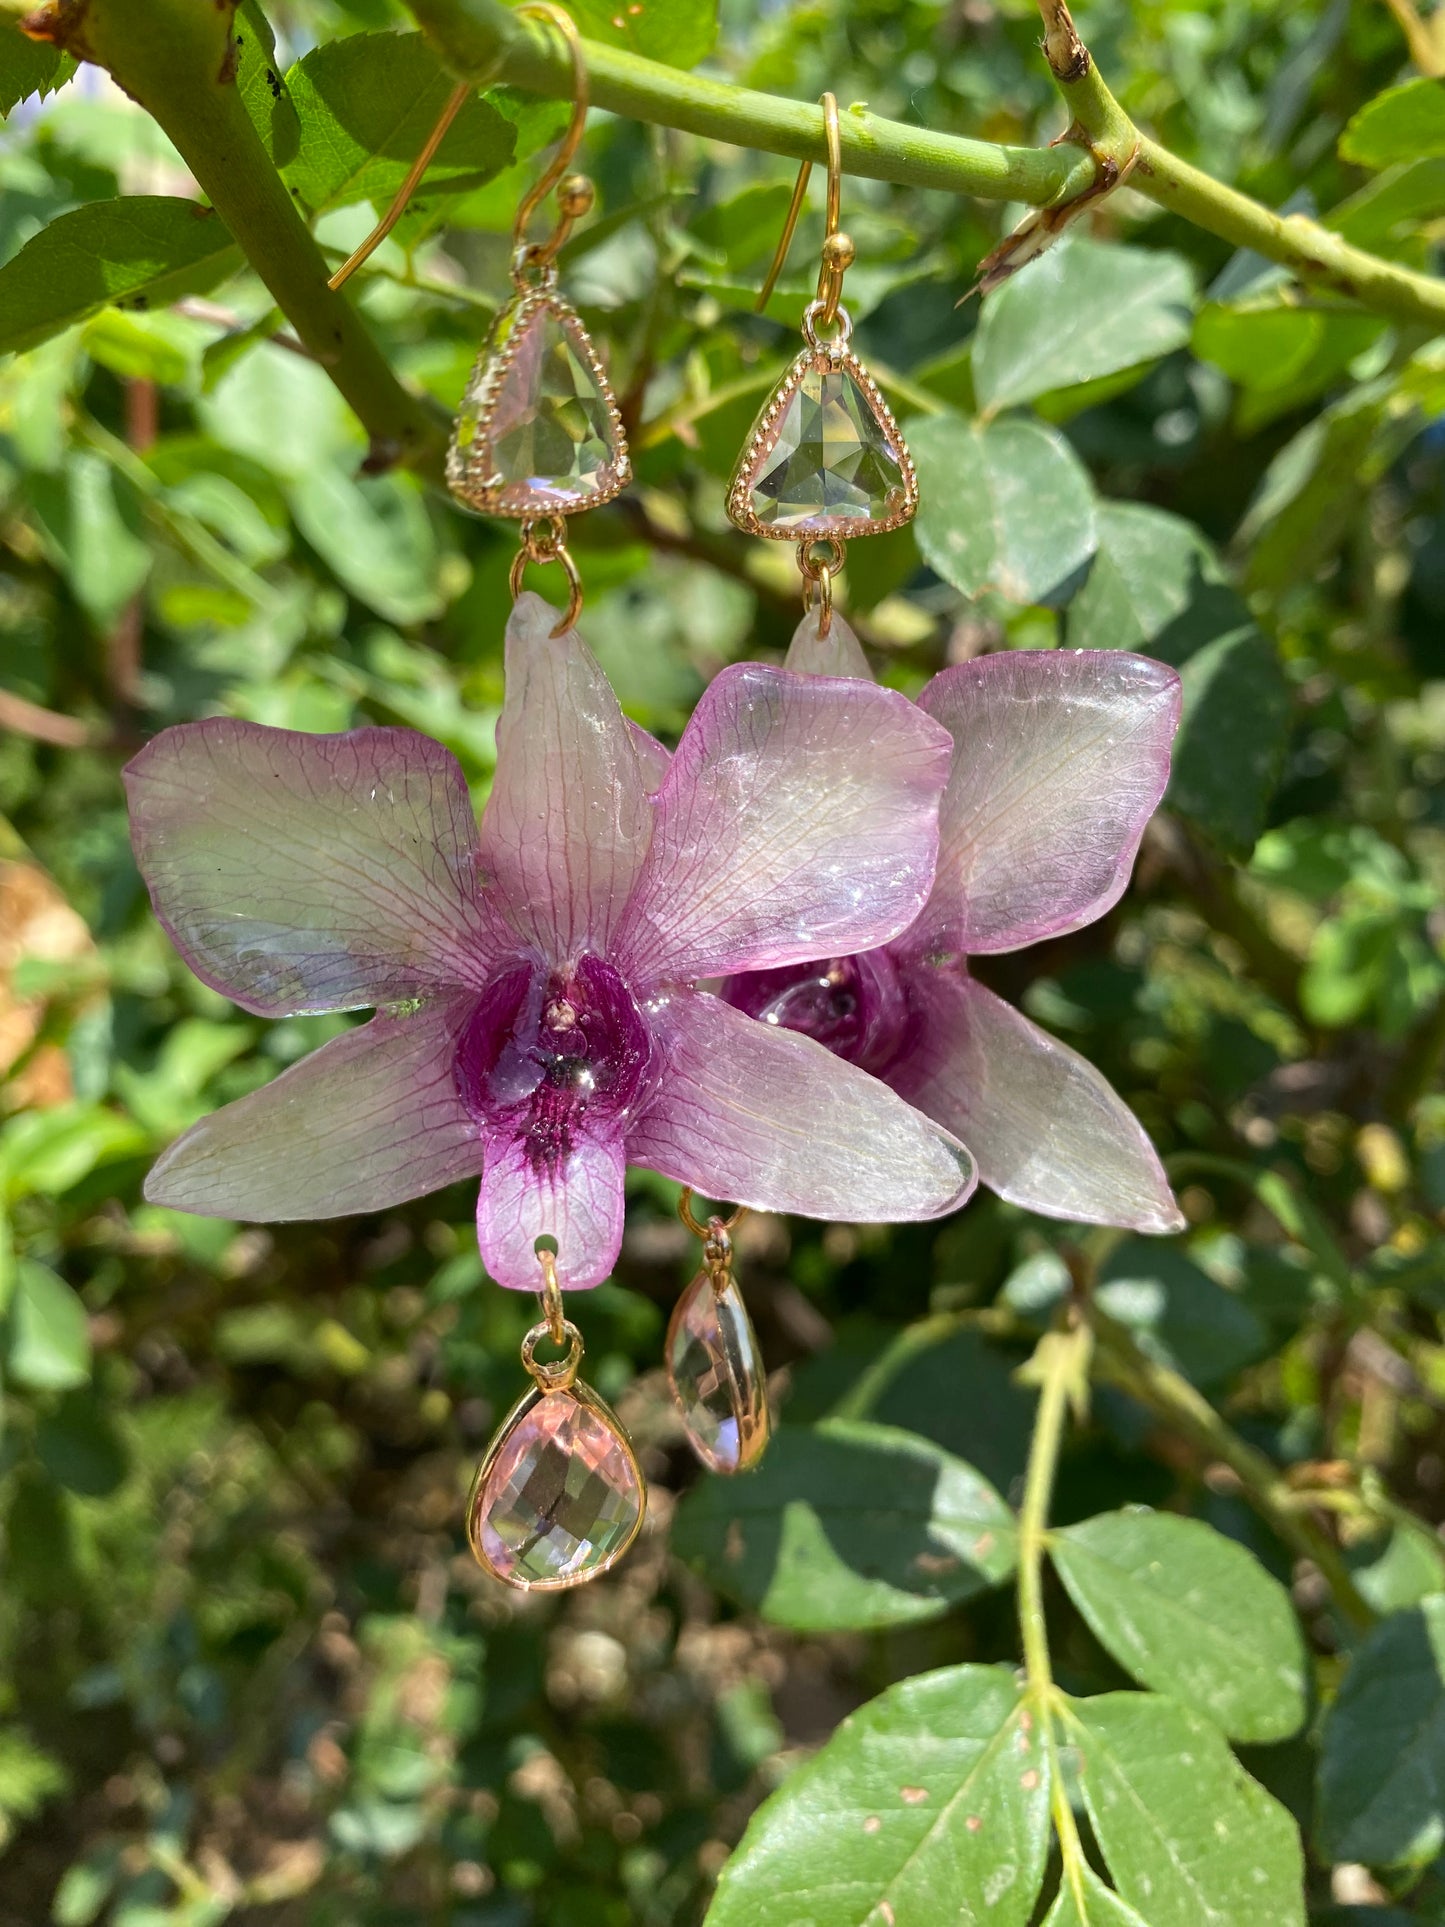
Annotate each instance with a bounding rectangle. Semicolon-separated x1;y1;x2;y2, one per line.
1052;1509;1307;1742
672;1420;1017;1631
709;1665;1051;1927
0;198;239;357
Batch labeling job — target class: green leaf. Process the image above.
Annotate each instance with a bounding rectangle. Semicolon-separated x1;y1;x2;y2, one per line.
671;1419;1017;1631
1067;502;1248;666
1042;1866;1152;1926
1097;1240;1269;1388
1071;1692;1306;1927
1340;77;1445;168
6;1260;90;1391
25;450;151;629
0;1726;66;1819
974;239;1195;414
0;1103;147;1202
282;32;515;215
0;197;238;358
707;1665;1051;1927
233;0;302;170
565;0;716;70
1238;377;1412;595
1067;504;1290;856
36;1393;130;1497
1317;1594;1445;1866
287;468;445;625
910;412;1097;607
1171;628;1292;859
1052;1509;1308;1742
0;23;75;119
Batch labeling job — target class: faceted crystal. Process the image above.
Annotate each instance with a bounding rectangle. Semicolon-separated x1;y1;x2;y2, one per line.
449;297;626;515
746;357;909;535
471;1386;644;1588
666;1269;770;1475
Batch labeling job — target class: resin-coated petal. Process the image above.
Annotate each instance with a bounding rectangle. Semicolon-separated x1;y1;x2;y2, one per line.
470;1385;644;1588
476;1123;626;1291
907;651;1181;958
448;294;628;516
629;720;671;794
480;594;652;961
144;997;483;1218
615;666;952;984
125;721;493;1016
784;606;873;681
889;967;1184;1233
667;1268;770;1474
627;989;975;1221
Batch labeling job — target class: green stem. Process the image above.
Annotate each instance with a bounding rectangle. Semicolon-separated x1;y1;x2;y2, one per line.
1090;1312;1375;1631
1017;1322;1092;1908
407;0;1445;331
406;0;1098;203
44;0;446;476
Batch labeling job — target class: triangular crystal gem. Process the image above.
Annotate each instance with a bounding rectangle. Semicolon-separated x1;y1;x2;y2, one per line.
448;294;629;517
732;351;914;538
468;1384;644;1588
666;1269;770;1475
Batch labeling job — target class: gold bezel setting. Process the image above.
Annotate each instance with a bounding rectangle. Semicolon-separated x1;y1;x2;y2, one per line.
446;285;631;521
465;1378;646;1593
726;341;919;542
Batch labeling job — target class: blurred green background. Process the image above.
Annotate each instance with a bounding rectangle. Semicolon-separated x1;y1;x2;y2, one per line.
1;0;1444;1919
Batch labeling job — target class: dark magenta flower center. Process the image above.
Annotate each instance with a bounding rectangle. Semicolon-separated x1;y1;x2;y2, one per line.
455;954;653;1170
721;949;910;1075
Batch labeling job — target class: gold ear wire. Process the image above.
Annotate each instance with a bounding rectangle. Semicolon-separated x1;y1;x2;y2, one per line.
329;0;590;296
328;80;470;290
755;92;852;325
509;1;592;281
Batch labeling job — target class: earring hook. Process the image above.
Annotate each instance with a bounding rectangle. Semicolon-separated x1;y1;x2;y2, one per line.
510;1;592;281
756;92;851;324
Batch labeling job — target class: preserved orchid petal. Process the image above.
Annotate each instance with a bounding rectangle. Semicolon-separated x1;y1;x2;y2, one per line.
615;665;952;984
909;650;1182;957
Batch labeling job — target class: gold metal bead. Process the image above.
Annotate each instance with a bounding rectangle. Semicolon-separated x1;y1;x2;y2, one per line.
822;230;856;272
557;173;595;217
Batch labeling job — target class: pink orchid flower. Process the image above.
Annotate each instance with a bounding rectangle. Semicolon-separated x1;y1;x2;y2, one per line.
721;611;1187;1234
124;593;976;1290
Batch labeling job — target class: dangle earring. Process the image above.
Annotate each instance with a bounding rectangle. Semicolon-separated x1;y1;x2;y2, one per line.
446;1;629;631
728;93;917;642
667;1193;770;1475
467;1250;645;1591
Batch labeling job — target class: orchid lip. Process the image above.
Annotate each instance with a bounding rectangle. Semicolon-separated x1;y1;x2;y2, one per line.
454;953;655;1176
721;946;911;1076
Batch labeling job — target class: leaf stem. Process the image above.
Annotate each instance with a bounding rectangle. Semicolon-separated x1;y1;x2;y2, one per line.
1090;1311;1375;1631
1017;1320;1093;1906
407;0;1445;330
41;0;447;476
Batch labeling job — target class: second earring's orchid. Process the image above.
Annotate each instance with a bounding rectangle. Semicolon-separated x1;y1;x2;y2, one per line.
124;593;976;1289
723;611;1187;1234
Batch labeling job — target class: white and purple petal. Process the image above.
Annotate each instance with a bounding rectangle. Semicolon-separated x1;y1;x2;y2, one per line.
476;1126;626;1290
888;966;1183;1233
125;720;492;1017
907;650;1181;958
626;988;975;1221
784;607;873;681
144;996;484;1218
614;666;952;985
479;592;652;962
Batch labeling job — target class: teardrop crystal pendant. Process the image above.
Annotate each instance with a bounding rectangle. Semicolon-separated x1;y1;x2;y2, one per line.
467;1318;644;1591
728;330;917;541
447;282;630;518
667;1267;771;1475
